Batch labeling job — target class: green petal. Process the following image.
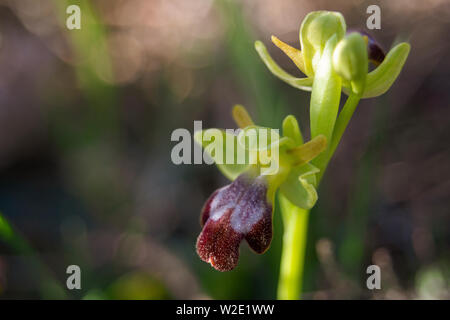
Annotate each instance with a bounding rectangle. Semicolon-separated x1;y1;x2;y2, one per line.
282;115;303;147
271;35;307;75
194;129;249;181
300;11;346;76
279;163;319;209
357;42;410;98
287;135;327;166
332;33;368;95
255;41;313;91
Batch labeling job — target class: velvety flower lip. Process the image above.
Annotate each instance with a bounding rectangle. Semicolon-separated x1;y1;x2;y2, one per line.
194;105;327;271
196;171;273;272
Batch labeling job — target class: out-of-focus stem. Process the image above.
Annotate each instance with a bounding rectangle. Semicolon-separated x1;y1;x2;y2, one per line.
0;212;67;298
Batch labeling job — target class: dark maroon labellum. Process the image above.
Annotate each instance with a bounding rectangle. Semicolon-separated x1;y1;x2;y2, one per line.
349;30;386;66
196;172;273;271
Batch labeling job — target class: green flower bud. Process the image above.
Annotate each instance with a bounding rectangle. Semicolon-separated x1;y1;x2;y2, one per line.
332;33;368;95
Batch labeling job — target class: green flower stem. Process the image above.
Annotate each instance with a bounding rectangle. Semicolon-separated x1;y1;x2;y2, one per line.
277;194;309;299
277;92;362;299
317;93;361;181
330;93;361;155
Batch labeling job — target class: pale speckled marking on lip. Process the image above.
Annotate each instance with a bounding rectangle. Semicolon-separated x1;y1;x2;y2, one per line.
196;172;273;271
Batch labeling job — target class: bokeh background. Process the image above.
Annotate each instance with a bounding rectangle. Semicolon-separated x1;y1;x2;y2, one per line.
0;0;449;299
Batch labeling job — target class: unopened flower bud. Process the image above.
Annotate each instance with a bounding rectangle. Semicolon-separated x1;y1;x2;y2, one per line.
332;33;368;94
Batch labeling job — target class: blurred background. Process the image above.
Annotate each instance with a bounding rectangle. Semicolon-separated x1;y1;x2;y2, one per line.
0;0;449;299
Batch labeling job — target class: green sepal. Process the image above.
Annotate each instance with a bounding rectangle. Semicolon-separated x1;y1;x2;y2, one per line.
255;41;313;91
279;163;319;209
282;115;304;147
237;125;284;151
194;129;249;181
343;42;410;98
310;35;342;142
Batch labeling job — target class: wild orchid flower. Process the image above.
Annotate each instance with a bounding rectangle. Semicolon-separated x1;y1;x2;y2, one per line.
255;11;410;99
194;105;327;271
255;10;410;177
193;10;410;299
251;10;410;299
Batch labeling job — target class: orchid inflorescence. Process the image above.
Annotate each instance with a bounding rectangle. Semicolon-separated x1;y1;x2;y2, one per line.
195;106;326;271
195;11;410;272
